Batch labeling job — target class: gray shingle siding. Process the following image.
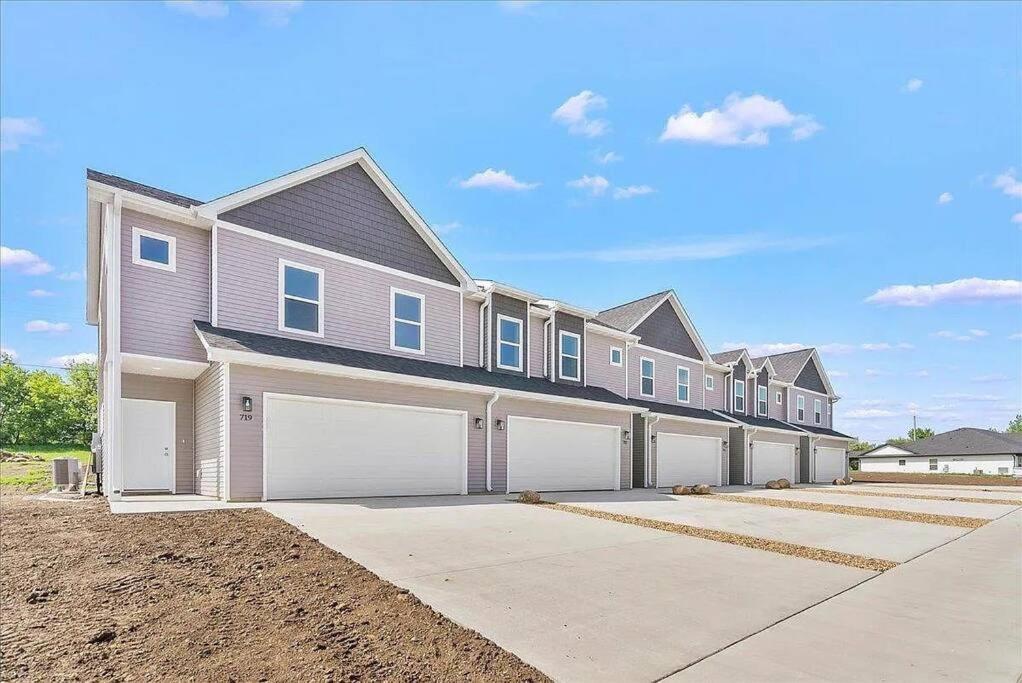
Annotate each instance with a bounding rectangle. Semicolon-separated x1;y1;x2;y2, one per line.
631;300;701;359
632;413;646;487
220;164;459;285
795;359;827;394
799;435;811;484
728;426;745;485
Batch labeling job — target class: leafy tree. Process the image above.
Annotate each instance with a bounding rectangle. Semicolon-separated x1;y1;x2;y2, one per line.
1007;414;1022;434
65;361;98;444
0;354;30;445
21;371;71;444
848;439;876;453
0;355;97;446
907;426;935;440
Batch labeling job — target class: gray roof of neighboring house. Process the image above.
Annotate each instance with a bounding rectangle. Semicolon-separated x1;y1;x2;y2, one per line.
856;428;1022;458
630;399;735;424
717;413;804;433
794;424;855;439
86;169;202;208
710;349;746;365
595;290;671;331
755;348;814;383
194;321;635;407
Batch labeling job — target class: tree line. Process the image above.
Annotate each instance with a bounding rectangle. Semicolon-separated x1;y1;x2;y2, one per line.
0;354;97;447
849;417;1022;453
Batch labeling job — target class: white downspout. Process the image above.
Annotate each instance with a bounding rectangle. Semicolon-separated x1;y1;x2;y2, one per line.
485;392;501;492
647;414;660;488
542;317;552;378
746;427;758;485
548;309;558;382
807;434;819;483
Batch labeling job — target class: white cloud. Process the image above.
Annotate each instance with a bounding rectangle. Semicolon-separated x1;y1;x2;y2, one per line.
552;90;609;138
866;277;1022;307
937;192;953;205
57;270;84;281
164;0;229;18
721;342;806;357
0;347;17;360
971;373;1009;383
933;329;989;342
968;329;989;337
498;0;540;11
659;92;821;146
815;342;913;354
1009;332;1022;341
934;393;1002;402
25;320;70;334
845;408;899;419
593;151;622;164
817;343;856;355
1011;212;1022;224
0;246;53;275
829;370;849;378
28;289;55;297
47;352;97;367
903;78;924;93
863;369;886;377
910;369;930;378
1;117;44;152
432;221;461;235
993;169;1022;198
459;169;538;191
567;175;610;197
613;185;655;200
239;0;302;26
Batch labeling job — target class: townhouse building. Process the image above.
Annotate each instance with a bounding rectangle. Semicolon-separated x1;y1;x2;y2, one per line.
86;149;852;501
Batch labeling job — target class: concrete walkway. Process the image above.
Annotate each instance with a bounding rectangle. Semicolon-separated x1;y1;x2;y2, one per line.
668;509;1022;682
728;487;1013;519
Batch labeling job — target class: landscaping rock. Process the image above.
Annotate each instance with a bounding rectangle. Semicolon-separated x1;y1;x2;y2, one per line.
843;477;854;485
671;485;692;495
765;480;783;490
833;478;848;486
517;490;542;504
692;484;712;495
777;479;792;489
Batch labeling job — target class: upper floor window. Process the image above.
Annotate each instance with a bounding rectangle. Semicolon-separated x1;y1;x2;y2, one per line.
775;390;782;405
391;288;424;354
640;358;655;397
559;331;581;381
609;346;623;367
814;398;823;425
132;227;176;272
497;315;523;371
676;366;690;403
705;375;714;391
734;379;745;413
278;259;323;337
796;395;806;422
758;385;768;416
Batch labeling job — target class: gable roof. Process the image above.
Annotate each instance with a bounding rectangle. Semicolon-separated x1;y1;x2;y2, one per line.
711;349;746;365
857;428;1022;458
760;348;815;383
86;169;202;208
596;290;713;362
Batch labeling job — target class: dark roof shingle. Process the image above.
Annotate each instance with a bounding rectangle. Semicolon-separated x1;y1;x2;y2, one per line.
858;428;1022;458
595;290;670;331
717;413;804;433
630;399;735;424
87;169;203;208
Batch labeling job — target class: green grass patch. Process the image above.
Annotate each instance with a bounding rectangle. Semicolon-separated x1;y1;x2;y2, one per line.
0;444;91;492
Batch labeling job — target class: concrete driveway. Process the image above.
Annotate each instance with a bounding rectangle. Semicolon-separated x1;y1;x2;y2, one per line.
265;495;872;682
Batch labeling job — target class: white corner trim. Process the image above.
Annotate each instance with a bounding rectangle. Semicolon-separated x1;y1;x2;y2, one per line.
211;223;219;326
131;226;176;272
223;362;231;502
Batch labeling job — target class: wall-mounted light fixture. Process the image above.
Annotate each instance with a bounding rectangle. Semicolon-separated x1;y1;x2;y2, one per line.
650;434;657;443
622;430;630;444
474;417;484;430
495;419;505;431
241;396;253;412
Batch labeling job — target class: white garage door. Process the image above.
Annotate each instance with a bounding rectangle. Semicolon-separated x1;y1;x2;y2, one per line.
657;433;722;487
814;446;846;483
507;416;620;493
751;441;797;484
264;395;467;500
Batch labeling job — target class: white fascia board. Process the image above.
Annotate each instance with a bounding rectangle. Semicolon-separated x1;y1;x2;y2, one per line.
529;306;553;320
585;322;640;341
87;181;206;227
634;343;705;366
478;280;545;303
642;411;738;428
121;353;209;379
535;299;598;319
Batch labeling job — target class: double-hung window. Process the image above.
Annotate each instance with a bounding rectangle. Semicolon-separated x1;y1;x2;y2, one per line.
496;315;523;371
734;379;745;413
758;385;768;416
132;227;176;272
676;366;690;403
929;458;938;471
796;395;806;422
391;288;424;353
279;259;324;336
814;399;823;425
559;331;581;380
609;346;623;366
640;358;655;397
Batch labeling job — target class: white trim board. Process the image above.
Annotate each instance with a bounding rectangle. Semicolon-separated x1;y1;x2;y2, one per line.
121;353;208;380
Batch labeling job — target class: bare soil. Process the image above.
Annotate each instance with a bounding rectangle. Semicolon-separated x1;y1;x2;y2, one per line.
0;493;547;682
851;471;1021;487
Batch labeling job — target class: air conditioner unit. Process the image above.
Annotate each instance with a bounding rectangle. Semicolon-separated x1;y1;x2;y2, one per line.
51;458;81;490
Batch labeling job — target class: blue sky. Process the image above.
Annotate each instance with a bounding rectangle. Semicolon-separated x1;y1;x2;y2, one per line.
1;1;1020;442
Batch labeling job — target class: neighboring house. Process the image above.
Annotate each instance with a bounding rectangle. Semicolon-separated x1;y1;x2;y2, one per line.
85;148;853;501
857;429;1022;476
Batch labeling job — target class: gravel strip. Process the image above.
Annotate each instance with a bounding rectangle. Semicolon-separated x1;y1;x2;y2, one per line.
537;501;897;573
795;488;1021;507
712;494;987;529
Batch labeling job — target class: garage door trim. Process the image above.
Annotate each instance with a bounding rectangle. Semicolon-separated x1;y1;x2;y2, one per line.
506;415;621;494
262;392;469;500
814;445;846;483
655;433;723;487
750;439;797;485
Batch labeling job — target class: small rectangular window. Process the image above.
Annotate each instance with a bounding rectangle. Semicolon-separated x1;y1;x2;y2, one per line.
929;458;938;471
705;375;714;391
734;379;745;413
814;399;823;425
640;358;655;397
609;346;622;367
676;366;690;403
1016;455;1022;468
278;259;323;336
132;227;176;272
797;395;805;422
758;385;768;416
898;459;906;466
497;315;523;371
559;331;581;380
391;288;424;353
775;391;782;405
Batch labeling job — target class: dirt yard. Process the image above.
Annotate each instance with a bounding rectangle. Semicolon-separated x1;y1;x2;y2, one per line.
851;471;1021;486
0;493;547;682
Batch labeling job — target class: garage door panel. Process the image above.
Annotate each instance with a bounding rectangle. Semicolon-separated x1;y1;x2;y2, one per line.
265;396;466;500
657;434;722;487
508;417;619;493
814;446;846;483
751;441;796;484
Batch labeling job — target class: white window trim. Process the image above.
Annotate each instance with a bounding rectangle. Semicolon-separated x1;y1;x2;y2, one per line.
131;226;176;272
797;395;806;422
705;374;714;391
814;398;822;425
640;357;655;398
758;385;768;416
609;346;623;367
278;258;325;338
733;378;746;413
496;314;523;371
676;365;690;404
559;331;581;381
775;390;782;405
390;287;425;355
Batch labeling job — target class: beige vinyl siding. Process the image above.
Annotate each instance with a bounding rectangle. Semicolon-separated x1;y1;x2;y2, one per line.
703;369;725;410
226;365;488;500
194;363;225;498
216;227;462;365
648;419;732;488
790;387;830;428
768;382;787;420
629;346;705;407
463;297;481;367
120;209;209;362
121;373;196;494
529;314;547;378
585;329;626;397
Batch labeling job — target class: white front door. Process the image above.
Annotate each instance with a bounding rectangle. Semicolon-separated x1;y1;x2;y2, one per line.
814;446;846;482
121;398;175;492
657;433;722;487
506;416;620;493
751;441;796;484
